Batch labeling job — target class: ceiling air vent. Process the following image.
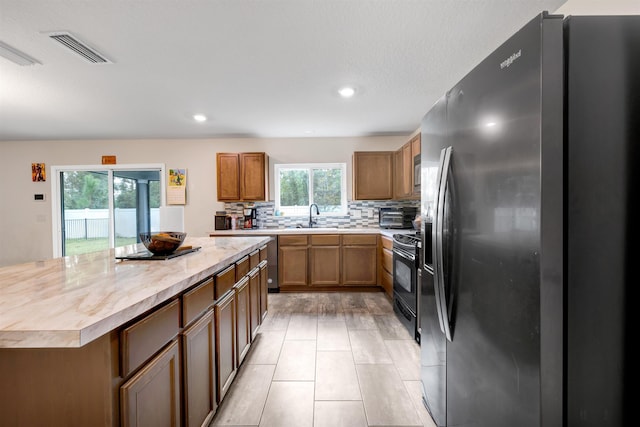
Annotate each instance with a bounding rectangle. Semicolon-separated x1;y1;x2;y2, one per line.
46;32;111;64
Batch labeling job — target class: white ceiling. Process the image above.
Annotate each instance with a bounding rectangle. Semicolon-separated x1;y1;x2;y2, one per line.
0;0;584;141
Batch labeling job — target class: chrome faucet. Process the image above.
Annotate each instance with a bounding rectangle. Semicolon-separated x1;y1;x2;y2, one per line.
309;203;320;228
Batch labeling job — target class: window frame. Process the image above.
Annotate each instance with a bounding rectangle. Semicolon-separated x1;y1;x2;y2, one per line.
274;162;348;216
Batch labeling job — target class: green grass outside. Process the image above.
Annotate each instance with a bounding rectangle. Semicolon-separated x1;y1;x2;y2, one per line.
65;237;138;256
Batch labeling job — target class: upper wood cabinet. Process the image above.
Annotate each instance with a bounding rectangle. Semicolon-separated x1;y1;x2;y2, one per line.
394;134;421;200
353;151;394;200
216;152;268;202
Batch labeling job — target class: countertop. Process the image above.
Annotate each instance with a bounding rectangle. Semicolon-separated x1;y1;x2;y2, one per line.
0;236;271;349
210;228;418;239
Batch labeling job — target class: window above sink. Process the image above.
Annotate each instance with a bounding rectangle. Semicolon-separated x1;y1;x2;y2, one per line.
274;163;347;216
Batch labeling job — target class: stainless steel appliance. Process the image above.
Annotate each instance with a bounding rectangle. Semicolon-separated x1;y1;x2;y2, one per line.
420;13;637;427
266;237;279;292
379;207;418;229
392;232;420;342
214;211;231;230
243;207;257;229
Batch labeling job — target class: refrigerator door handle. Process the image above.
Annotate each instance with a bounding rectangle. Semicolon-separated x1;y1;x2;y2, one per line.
432;147;448;335
436;146;453;342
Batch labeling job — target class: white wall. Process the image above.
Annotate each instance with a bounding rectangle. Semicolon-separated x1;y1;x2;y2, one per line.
555;0;640;15
0;136;407;266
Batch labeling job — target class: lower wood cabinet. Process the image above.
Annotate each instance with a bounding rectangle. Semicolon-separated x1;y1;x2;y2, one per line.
278;235;309;288
309;235;341;286
120;339;181;427
278;233;379;288
182;310;217;427
214;290;236;402
248;267;261;340
259;260;268;320
342;235;378;285
379;235;394;297
235;277;251;366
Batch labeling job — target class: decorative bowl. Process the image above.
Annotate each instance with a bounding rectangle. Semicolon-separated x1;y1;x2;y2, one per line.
140;231;187;255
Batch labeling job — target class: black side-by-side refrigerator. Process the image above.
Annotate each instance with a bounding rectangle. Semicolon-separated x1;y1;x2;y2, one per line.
420;12;638;427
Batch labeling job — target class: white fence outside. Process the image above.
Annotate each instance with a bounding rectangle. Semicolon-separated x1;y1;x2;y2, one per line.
64;208;160;239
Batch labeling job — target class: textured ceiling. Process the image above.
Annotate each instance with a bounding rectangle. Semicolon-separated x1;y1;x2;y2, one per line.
0;0;569;141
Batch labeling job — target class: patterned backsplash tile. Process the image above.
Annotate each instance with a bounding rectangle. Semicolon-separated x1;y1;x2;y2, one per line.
221;200;419;229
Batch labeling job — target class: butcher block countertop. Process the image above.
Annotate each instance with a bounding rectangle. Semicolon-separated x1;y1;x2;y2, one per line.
0;236;270;349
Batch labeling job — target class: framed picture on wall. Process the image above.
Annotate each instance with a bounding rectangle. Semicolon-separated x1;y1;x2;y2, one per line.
32;163;46;182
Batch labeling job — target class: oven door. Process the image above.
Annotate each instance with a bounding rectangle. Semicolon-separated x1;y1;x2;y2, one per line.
393;247;417;314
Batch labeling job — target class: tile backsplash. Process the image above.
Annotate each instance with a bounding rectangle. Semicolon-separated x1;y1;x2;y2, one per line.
222;200;419;229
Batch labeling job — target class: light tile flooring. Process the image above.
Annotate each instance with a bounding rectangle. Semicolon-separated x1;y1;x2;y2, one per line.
210;292;437;427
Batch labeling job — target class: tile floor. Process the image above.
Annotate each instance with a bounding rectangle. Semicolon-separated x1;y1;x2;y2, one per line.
209;292;437;427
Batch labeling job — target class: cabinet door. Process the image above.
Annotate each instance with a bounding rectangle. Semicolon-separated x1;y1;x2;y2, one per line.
214;291;236;402
259;261;268;321
309;246;340;286
342;245;378;285
240;153;267;201
249;268;261;340
235;277;251;366
394;149;403;199
402;142;413;197
278;245;308;287
182;311;217;427
121;340;181;427
353;152;394;200
411;134;421;198
216;153;241;201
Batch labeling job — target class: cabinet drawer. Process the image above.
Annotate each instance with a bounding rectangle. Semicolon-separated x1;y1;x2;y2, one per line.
343;234;377;246
382;248;393;274
310;234;340;246
182;277;214;327
215;265;236;299
279;235;308;246
380;236;393;251
236;256;249;281
121;299;180;378
249;250;260;270
259;245;267;261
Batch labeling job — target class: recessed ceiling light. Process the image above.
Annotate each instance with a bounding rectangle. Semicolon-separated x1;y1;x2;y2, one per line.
304;130;314;135
193;114;207;122
338;87;355;98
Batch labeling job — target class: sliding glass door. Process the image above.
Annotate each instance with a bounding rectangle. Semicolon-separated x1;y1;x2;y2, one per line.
53;165;164;257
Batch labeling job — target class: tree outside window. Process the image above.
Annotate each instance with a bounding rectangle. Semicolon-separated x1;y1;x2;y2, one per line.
275;163;347;216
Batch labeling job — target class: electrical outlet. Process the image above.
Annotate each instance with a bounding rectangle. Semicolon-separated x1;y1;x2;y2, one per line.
351;210;362;218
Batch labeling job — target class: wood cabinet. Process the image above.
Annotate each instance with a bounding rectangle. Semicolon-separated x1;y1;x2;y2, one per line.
309;234;341;286
249;267;261;340
259;260;268;321
214;290;236;402
379;235;394;297
278;235;309;288
342;234;378;285
182;311;217;427
216;152;268;202
234;277;251;366
394;134;421;200
120;339;181;427
353;151;394;200
278;233;379;289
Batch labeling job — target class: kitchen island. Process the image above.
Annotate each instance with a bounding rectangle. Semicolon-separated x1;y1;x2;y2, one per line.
0;235;271;427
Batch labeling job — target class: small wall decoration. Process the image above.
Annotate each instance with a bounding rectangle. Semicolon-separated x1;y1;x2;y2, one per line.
167;168;187;205
31;163;46;182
